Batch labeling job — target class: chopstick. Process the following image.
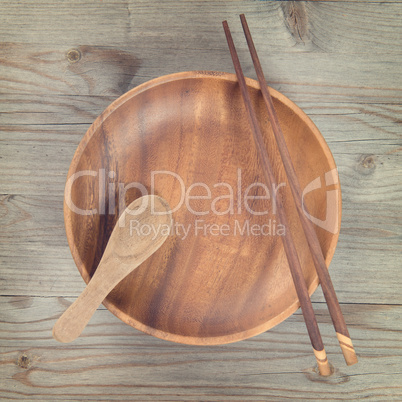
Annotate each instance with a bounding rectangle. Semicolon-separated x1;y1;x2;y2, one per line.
239;14;357;366
223;20;332;376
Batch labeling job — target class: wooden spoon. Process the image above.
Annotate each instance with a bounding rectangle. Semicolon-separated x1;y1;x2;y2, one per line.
53;195;172;343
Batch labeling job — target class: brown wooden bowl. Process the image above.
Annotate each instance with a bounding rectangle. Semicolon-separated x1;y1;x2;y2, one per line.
64;71;341;345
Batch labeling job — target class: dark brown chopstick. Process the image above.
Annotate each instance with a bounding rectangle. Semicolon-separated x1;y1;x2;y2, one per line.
222;20;332;376
239;14;357;366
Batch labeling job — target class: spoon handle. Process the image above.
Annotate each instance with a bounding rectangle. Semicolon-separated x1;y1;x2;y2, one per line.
52;259;132;343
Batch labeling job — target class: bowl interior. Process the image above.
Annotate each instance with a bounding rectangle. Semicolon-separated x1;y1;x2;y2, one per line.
64;72;341;345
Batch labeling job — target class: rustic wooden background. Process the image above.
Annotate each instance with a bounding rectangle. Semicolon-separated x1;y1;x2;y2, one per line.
1;1;401;400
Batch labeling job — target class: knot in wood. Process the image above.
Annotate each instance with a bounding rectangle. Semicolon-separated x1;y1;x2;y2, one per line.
17;353;31;369
67;48;81;63
361;155;376;169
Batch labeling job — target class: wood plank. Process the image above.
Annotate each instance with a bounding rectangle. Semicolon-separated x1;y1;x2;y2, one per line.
1;88;401;127
0;1;401;52
0;295;401;400
1;43;401;97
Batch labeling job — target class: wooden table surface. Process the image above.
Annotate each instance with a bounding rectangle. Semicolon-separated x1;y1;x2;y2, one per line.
1;1;401;400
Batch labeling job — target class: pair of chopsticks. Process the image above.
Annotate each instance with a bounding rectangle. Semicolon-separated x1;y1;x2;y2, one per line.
223;15;357;376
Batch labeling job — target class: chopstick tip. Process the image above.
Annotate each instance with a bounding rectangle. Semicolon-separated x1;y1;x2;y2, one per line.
222;20;231;36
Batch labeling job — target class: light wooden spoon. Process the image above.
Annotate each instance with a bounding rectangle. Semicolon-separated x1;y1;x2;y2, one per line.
53;195;172;343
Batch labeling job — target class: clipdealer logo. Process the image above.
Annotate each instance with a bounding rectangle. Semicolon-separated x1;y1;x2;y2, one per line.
65;168;339;238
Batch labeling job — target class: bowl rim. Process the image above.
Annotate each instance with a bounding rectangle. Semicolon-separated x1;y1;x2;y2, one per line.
64;70;342;345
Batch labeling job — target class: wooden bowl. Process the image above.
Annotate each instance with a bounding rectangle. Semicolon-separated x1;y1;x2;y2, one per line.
64;71;341;345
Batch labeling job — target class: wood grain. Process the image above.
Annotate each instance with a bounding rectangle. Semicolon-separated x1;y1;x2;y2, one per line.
1;44;401;98
0;0;401;399
1;296;401;400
